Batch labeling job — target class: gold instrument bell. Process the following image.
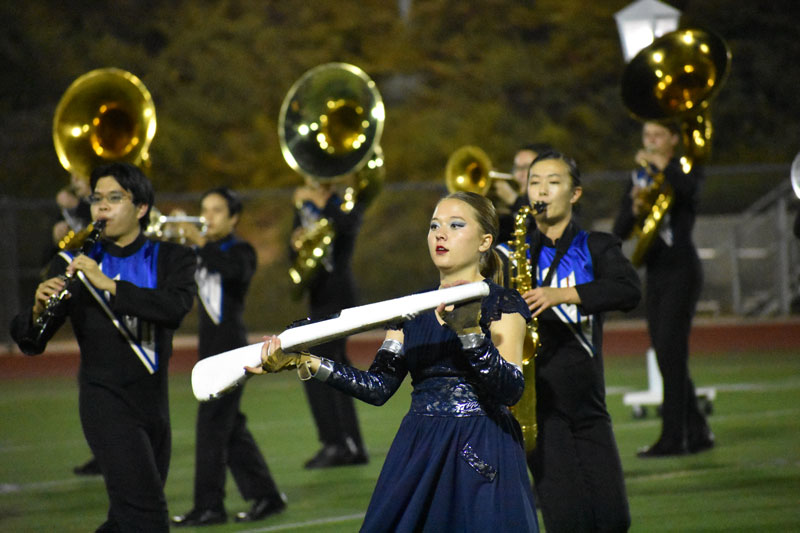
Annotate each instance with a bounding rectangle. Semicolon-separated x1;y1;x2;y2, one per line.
621;28;731;266
444;145;514;196
52;68;157;250
278;63;385;295
279;62;385;180
53;68;157;181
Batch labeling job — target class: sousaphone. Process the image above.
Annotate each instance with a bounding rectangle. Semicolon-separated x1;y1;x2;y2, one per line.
53;68;156;181
621;28;731;266
278;63;385;295
52;68;157;249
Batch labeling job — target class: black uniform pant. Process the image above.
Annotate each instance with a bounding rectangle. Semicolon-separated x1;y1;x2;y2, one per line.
303;338;365;451
646;251;709;446
530;350;630;533
80;381;170;533
194;384;281;509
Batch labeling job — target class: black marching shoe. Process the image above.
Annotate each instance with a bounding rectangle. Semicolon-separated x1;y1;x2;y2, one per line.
304;443;369;469
636;439;689;458
235;493;288;523
171;507;227;527
73;457;101;476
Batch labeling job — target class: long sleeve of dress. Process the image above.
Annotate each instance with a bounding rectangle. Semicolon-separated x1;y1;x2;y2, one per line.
322;346;408;406
462;337;526;406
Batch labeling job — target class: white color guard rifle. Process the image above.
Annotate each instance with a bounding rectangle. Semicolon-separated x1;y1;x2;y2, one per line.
191;281;490;401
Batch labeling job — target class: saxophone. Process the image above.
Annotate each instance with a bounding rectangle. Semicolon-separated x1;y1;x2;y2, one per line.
508;203;544;452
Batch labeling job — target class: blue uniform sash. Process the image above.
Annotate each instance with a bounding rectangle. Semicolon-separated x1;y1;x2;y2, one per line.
534;231;598;357
60;239;162;373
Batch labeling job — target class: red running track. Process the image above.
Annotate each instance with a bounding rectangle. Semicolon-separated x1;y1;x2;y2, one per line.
2;318;799;380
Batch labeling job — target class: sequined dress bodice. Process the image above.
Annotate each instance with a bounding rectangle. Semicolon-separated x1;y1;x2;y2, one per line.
402;280;531;417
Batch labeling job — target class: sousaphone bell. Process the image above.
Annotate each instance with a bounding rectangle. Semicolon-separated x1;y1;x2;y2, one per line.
278;63;385;296
621;28;731;266
52;68;157;249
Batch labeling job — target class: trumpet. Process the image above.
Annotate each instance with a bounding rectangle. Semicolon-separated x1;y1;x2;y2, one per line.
445;145;514;196
144;207;206;243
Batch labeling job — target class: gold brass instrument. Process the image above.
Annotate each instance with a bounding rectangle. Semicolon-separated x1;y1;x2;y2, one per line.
59;225;95;251
445;145;514;196
53;68;157;250
627;162;673;267
53;68;156;182
621;28;731;266
278;63;385;295
507;204;544;453
144;207;207;243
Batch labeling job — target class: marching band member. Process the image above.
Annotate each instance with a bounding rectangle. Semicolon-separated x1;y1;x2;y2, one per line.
251;192;539;532
289;178;369;468
612;121;714;458
172;187;286;527
494;143;553;245
11;162;196;532
518;151;640;532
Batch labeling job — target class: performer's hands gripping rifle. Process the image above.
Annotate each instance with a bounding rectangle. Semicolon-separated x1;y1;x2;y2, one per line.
191;281;490;401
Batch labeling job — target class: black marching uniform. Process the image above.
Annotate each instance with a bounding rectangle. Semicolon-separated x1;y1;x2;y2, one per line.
500;220;640;532
11;233;196;532
191;234;283;512
613;158;712;453
290;193;367;465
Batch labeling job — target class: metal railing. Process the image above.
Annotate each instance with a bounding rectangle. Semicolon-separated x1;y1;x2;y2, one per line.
729;180;799;315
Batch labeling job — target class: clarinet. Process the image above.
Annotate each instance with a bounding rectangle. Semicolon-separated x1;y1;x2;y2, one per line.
19;220;106;354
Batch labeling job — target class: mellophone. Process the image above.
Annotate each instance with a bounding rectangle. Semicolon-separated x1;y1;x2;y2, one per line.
191;281;491;402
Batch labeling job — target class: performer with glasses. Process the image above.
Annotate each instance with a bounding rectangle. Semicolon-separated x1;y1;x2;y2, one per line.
11;162;196;533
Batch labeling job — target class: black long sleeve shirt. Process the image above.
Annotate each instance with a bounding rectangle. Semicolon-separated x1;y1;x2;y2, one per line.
195;234;256;359
612;157;703;265
11;233;196;388
289;194;363;318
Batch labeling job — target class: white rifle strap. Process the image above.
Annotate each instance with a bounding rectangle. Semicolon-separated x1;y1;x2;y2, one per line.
77;272;158;374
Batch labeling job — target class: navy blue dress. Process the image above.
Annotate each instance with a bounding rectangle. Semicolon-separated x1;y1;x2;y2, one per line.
322;280;539;532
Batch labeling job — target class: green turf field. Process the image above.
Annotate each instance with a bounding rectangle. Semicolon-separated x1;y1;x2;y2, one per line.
1;349;798;532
